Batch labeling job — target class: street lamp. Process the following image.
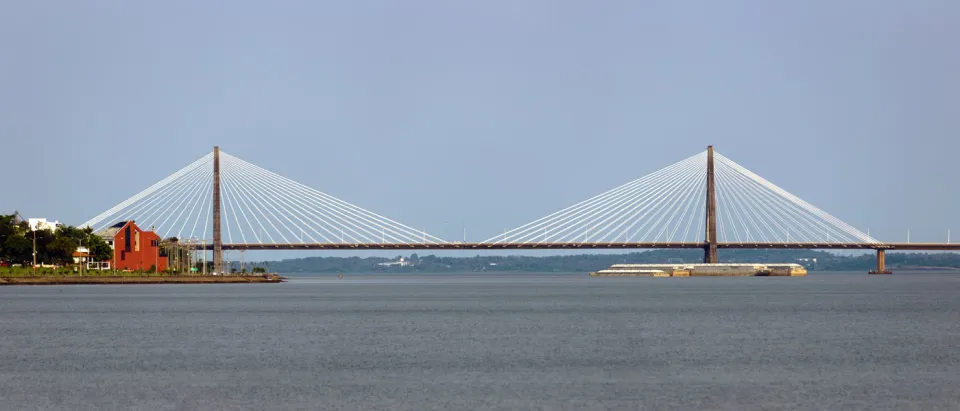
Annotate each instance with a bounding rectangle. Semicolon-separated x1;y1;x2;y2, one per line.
78;238;83;277
32;226;37;275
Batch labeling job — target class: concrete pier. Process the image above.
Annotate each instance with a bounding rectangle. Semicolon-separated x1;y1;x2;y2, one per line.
869;249;893;274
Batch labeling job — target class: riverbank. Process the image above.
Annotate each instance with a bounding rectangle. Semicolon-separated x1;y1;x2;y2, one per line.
0;274;284;285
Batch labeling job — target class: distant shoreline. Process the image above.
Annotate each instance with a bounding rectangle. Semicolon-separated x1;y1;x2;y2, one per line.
893;266;960;271
257;249;960;274
275;268;960;276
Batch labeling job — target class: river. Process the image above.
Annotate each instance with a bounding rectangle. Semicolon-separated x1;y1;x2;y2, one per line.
1;272;959;410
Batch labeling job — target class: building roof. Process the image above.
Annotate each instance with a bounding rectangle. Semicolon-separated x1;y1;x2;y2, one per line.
95;221;163;241
96;221;132;239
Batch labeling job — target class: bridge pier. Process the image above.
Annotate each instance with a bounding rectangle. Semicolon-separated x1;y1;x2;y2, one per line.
869;249;892;274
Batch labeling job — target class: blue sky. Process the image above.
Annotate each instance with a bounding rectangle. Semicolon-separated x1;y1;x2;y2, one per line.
1;0;958;250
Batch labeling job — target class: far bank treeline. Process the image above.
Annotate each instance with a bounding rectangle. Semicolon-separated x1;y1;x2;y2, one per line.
254;249;960;274
0;214;112;266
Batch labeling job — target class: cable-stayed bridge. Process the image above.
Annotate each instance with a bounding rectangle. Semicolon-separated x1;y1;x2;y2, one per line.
82;146;959;274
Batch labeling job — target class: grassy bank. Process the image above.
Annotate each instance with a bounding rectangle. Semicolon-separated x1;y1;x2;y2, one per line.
0;273;284;285
0;267;183;277
0;267;269;277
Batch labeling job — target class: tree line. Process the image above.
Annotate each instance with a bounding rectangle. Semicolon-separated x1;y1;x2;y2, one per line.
0;214;112;266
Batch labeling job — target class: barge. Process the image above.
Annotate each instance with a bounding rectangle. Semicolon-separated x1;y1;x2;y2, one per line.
590;263;807;277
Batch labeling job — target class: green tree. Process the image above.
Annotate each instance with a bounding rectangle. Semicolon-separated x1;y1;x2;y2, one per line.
0;214;16;253
87;234;113;263
3;235;32;264
0;214;28;260
47;236;77;266
30;228;56;265
56;225;87;244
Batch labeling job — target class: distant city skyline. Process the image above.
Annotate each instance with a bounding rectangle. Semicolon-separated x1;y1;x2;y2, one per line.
2;1;958;250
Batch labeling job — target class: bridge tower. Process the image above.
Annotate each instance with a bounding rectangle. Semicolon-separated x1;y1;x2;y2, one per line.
704;145;718;263
212;146;223;274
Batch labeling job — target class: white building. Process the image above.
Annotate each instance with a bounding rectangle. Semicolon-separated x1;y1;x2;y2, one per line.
28;218;61;232
377;257;415;267
72;247;90;264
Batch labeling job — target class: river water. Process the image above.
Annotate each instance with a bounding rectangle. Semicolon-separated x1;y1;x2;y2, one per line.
1;272;959;410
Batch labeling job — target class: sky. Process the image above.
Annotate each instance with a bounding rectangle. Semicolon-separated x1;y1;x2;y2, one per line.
2;0;959;255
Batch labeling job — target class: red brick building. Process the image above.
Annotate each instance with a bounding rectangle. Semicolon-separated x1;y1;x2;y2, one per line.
97;221;168;271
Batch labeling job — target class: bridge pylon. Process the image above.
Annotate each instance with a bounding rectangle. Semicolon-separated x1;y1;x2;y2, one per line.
212;146;223;274
704;145;718;263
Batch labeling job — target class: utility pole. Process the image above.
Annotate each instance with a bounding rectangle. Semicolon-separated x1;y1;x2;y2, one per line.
212;146;223;275
704;145;718;263
78;238;83;277
32;227;37;275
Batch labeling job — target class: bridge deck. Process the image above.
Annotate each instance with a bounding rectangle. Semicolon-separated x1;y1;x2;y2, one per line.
199;242;960;251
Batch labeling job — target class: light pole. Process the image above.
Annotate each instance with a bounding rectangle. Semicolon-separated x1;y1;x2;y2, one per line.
78;238;83;277
32;227;37;275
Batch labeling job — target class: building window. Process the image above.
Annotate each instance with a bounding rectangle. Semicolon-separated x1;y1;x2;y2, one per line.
124;226;131;251
135;231;140;252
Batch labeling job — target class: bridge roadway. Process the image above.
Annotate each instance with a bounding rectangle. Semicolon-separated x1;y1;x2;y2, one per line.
206;242;960;251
